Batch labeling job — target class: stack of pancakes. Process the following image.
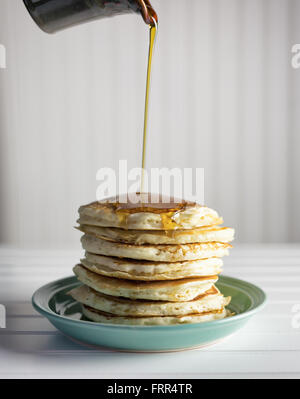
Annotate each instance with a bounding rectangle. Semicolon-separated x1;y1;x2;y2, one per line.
69;193;234;326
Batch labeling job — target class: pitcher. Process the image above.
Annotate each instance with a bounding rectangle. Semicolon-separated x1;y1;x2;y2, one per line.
23;0;157;34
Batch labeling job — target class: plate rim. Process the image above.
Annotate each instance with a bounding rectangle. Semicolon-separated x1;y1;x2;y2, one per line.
32;274;266;330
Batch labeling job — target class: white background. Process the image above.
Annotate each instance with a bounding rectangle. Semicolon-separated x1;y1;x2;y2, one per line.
0;0;300;247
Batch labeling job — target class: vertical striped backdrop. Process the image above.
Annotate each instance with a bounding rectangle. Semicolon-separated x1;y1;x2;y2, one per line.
0;0;299;247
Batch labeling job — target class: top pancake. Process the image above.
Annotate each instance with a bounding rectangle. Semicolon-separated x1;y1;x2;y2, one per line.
78;193;222;230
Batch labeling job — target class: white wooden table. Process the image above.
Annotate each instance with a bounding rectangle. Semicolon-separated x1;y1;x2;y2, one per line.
0;245;300;379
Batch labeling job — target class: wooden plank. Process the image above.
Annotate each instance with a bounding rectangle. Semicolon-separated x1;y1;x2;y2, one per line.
0;346;300;376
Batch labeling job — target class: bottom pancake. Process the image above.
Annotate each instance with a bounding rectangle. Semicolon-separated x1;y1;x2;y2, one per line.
82;305;230;326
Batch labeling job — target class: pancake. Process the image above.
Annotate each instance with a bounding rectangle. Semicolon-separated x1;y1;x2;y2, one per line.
77;224;234;245
78;193;223;231
81;253;223;280
81;234;231;262
73;264;218;301
68;284;231;316
82;305;229;325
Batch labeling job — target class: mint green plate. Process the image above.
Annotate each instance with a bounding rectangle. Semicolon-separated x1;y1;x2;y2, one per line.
32;275;266;352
